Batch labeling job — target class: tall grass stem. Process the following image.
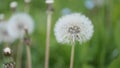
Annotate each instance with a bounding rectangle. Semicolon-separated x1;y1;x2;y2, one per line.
45;11;52;68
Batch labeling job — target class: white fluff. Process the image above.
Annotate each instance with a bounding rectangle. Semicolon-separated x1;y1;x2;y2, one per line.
45;0;54;4
8;13;34;38
3;47;11;54
0;22;16;43
10;1;18;8
24;0;31;3
54;13;94;44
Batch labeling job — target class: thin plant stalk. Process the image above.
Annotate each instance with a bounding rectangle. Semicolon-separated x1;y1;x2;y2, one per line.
26;45;32;68
11;7;17;14
24;3;30;13
16;39;23;68
45;11;52;68
24;29;32;68
70;37;75;68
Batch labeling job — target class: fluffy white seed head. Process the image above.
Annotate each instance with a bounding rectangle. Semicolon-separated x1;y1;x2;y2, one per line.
24;0;31;3
8;13;34;38
54;13;94;44
3;47;11;55
10;1;18;8
45;0;54;4
0;22;16;43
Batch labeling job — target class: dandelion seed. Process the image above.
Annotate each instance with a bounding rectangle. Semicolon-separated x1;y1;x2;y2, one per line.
54;13;94;44
7;13;34;38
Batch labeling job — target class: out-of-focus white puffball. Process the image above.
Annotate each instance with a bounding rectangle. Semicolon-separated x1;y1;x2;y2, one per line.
10;1;18;8
3;47;11;55
0;22;16;43
24;0;31;3
8;13;34;38
45;0;54;4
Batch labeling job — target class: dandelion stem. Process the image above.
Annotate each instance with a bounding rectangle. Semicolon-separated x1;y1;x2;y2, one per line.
45;11;52;68
26;45;32;68
24;3;30;13
24;29;32;68
12;9;16;14
70;38;75;68
16;39;23;68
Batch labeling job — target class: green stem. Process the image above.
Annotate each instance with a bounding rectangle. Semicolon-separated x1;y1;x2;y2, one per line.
45;11;52;68
16;39;23;68
24;3;30;13
26;45;32;68
70;38;75;68
70;45;75;68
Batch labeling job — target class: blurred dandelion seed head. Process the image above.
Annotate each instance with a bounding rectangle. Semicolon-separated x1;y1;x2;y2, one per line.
45;0;54;4
54;13;94;44
8;13;34;38
3;47;11;55
10;1;18;8
0;23;16;43
24;0;31;3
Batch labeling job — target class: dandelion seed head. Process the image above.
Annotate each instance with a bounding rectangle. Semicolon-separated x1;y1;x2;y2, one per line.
0;22;16;43
3;47;11;56
24;0;31;3
54;13;94;44
8;13;34;38
10;1;18;8
45;0;54;4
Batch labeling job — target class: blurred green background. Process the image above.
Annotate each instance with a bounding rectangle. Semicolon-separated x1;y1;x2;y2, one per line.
0;0;120;68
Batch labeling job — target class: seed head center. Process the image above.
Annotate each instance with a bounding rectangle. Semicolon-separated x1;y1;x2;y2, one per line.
68;26;80;34
18;23;24;30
